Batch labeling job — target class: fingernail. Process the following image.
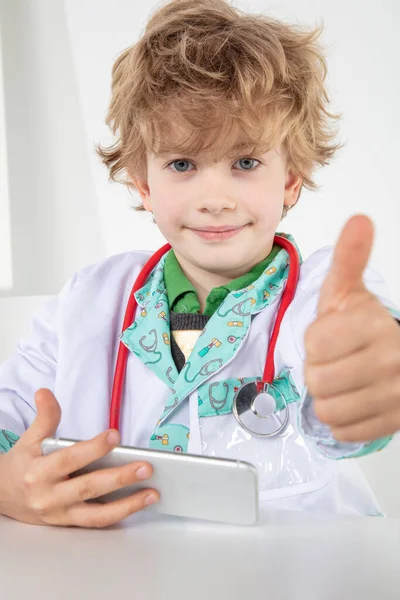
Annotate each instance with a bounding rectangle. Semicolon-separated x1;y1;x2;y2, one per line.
107;431;120;446
136;466;151;480
145;493;158;506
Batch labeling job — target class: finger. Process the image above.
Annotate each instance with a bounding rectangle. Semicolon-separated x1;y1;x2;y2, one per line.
305;340;400;399
331;410;400;443
52;461;155;507
305;345;377;399
66;488;160;529
39;429;121;480
19;389;62;455
318;215;374;316
305;295;387;364
314;378;400;428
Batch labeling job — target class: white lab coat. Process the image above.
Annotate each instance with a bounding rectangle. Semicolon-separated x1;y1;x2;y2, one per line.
0;245;398;516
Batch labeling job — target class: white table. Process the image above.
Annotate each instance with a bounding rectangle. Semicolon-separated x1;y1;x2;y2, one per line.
1;509;399;600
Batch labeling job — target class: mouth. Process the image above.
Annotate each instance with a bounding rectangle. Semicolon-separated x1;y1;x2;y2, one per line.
187;224;249;240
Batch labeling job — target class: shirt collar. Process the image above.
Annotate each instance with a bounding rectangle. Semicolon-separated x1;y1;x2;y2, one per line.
164;243;282;314
163;249;196;310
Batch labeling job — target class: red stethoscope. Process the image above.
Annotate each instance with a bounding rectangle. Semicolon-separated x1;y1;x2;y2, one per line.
110;235;300;438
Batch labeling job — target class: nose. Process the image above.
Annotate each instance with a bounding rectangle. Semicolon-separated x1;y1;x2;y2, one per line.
196;192;237;214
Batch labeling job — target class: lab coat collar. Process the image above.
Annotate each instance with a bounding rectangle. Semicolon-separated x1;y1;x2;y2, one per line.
120;233;302;425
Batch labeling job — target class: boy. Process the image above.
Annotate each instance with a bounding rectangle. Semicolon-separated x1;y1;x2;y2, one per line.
0;0;400;528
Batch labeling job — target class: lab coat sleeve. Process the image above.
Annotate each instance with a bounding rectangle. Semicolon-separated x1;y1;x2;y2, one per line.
0;272;79;453
294;246;400;460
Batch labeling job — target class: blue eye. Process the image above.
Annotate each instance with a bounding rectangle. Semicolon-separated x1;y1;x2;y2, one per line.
167;157;261;173
235;158;260;170
169;160;193;173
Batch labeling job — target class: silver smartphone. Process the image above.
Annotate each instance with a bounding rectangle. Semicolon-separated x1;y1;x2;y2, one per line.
41;437;259;526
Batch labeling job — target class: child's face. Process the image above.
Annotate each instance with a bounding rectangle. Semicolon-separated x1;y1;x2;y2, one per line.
132;139;302;281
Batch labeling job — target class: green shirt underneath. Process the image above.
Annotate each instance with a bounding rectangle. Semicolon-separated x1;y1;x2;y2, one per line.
164;245;281;316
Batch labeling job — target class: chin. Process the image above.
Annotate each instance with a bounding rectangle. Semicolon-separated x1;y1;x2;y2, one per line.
195;255;247;274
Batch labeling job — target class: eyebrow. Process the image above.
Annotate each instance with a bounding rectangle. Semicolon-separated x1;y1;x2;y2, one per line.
156;142;259;157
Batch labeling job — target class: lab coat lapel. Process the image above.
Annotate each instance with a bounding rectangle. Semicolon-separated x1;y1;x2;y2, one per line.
119;253;179;392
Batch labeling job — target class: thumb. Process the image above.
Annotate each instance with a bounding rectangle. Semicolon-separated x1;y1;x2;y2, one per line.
19;388;62;454
317;214;374;316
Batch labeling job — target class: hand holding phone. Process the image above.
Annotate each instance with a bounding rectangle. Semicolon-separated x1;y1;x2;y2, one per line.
42;438;259;526
0;388;159;528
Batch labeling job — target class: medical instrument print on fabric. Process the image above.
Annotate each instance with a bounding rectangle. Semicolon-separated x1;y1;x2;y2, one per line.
0;429;19;453
114;233;301;442
198;338;222;357
149;424;190;453
166;366;176;386
197;370;300;419
209;381;229;412
139;330;162;365
151;432;169;445
231;284;254;299
217;297;256;318
183;358;224;383
162;396;179;415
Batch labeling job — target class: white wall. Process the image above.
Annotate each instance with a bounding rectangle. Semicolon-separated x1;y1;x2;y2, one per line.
0;0;398;304
0;11;12;289
0;0;105;297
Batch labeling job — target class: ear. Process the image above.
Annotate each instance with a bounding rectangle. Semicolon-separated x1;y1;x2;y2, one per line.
128;173;152;212
283;168;302;210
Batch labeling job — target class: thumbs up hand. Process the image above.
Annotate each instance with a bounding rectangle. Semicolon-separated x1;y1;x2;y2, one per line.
304;215;400;443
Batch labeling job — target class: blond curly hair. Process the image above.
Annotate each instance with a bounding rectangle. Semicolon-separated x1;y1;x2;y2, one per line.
96;0;343;215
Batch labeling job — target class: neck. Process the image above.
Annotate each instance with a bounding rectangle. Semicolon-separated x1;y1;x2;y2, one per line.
174;243;274;312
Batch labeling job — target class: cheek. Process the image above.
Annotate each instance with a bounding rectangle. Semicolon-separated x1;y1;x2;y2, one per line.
152;199;181;232
248;190;283;221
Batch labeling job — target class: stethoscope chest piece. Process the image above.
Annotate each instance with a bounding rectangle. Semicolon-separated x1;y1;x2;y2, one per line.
233;381;289;437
